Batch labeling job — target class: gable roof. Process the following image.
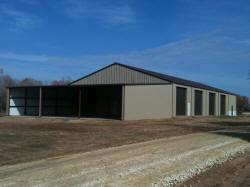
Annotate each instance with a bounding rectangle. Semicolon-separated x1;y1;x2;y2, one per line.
70;62;236;95
116;63;236;95
70;63;169;85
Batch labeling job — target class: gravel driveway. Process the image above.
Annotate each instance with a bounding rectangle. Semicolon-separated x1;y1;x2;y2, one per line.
0;129;250;187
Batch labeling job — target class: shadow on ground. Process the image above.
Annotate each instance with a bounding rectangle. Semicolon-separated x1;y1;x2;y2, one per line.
212;130;250;142
209;121;250;127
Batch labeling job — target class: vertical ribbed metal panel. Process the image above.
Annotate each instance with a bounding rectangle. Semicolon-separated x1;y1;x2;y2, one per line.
209;93;215;115
220;94;226;115
176;87;187;116
195;90;203;115
72;64;168;85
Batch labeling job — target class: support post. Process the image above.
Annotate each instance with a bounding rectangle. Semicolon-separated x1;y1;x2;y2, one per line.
24;88;27;115
6;88;10;116
39;87;42;117
55;88;58;116
78;87;82;118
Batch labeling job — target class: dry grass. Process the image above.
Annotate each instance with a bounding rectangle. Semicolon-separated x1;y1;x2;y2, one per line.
0;116;249;166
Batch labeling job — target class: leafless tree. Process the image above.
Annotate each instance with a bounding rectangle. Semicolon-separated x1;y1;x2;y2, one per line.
19;78;43;86
237;95;250;114
0;69;18;112
51;76;72;85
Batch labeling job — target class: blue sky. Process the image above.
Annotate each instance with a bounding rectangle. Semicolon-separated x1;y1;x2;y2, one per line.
0;0;249;97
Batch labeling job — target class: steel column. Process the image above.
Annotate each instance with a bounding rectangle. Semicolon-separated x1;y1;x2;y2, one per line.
55;88;58;116
39;87;43;117
78;87;82;118
6;88;10;116
24;88;27;115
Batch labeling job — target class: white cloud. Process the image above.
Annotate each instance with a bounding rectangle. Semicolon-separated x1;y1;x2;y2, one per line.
18;0;40;6
1;30;250;96
19;0;40;6
62;0;135;25
0;6;40;31
78;35;248;68
2;31;250;71
45;31;250;75
0;52;48;62
236;39;250;45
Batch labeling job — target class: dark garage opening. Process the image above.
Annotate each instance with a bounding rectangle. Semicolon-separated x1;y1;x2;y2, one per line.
42;87;78;117
81;86;122;119
220;95;226;115
195;90;203;116
176;87;187;116
209;93;216;116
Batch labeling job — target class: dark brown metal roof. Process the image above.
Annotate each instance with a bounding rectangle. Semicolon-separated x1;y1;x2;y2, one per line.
8;62;236;95
113;62;236;95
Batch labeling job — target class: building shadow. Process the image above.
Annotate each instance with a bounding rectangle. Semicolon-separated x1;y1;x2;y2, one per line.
207;121;250;127
211;130;250;142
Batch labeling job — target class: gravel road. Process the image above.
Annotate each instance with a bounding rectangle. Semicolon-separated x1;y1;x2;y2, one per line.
0;129;249;187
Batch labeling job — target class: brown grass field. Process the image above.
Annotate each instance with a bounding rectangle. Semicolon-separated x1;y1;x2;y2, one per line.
0;116;249;166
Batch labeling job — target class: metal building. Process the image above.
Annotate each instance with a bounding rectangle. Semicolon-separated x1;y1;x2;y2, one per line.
6;63;237;120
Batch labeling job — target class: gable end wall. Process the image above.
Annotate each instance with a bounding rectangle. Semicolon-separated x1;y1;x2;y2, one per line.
72;64;169;85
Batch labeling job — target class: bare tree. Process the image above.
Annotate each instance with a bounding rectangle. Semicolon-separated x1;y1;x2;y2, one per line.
51;76;72;85
19;78;43;86
0;69;19;112
237;95;250;114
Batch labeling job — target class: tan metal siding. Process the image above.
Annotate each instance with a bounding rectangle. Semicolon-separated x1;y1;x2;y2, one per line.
228;94;237;116
124;85;172;120
72;64;169;85
215;92;219;116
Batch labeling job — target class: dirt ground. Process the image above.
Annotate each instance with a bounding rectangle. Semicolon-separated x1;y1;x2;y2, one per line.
0;116;249;166
0;128;249;187
180;152;250;187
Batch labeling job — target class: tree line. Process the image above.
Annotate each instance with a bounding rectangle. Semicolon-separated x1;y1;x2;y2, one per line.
237;96;250;114
0;68;72;113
